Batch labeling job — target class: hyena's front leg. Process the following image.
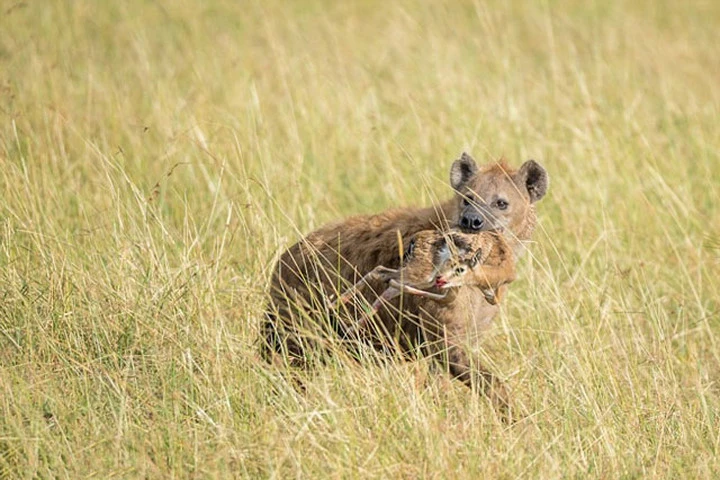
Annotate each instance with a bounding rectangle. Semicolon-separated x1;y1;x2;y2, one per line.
421;316;512;422
447;344;511;421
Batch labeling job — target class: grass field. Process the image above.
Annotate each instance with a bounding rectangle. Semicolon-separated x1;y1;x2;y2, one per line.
1;0;719;477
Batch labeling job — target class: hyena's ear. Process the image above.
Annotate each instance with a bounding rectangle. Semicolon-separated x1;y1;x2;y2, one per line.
516;159;549;203
450;152;478;191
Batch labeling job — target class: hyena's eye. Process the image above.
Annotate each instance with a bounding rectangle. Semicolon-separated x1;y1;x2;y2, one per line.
495;199;508;210
462;195;474;206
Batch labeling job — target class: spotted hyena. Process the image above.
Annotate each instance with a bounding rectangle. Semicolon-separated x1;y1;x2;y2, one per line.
263;152;548;416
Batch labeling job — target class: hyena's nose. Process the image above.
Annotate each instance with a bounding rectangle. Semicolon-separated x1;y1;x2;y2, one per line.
460;214;485;231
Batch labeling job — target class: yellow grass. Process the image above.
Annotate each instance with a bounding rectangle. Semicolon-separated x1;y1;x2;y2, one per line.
1;0;719;477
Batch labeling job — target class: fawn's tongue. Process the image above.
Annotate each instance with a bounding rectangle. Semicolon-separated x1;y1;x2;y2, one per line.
435;278;447;288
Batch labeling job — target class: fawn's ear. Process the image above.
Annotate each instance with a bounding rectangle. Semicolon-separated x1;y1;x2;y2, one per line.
402;238;416;263
450;152;478;191
515;159;549;203
468;248;483;269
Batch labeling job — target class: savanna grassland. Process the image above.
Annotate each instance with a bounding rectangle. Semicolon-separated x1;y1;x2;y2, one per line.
1;0;719;478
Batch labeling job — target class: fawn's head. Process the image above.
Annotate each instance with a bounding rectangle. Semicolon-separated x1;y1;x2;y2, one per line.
402;231;480;289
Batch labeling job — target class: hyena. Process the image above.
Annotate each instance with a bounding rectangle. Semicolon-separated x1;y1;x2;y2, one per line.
263;152;548;414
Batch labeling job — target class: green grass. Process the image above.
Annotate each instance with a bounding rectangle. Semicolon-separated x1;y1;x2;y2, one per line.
1;0;719;477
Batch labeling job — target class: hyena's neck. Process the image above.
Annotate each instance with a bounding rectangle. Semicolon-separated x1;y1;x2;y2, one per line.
349;198;458;271
383;198;458;244
413;199;458;231
506;204;537;260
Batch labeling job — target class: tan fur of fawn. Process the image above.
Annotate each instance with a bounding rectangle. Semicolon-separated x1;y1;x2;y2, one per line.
263;153;548;418
336;229;516;416
337;229;515;325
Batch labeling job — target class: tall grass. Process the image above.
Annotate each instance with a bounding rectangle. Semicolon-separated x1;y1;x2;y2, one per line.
1;0;719;477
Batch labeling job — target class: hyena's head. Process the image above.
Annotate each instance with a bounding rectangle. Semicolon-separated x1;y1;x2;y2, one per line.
449;152;549;242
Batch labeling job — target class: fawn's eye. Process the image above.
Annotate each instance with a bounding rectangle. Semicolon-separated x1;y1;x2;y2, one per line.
495;199;508;210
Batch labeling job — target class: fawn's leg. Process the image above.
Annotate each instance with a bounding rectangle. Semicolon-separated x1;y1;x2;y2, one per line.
483;284;508;305
352;280;450;335
336;266;399;305
347;285;402;334
388;279;449;301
